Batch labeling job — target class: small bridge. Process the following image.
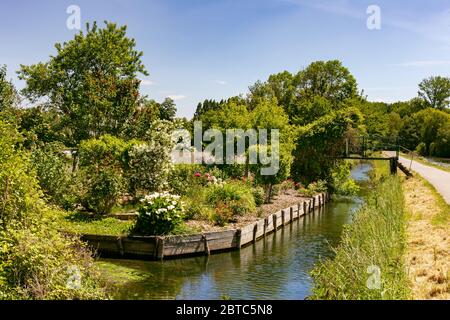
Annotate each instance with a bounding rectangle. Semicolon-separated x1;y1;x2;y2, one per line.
334;135;412;176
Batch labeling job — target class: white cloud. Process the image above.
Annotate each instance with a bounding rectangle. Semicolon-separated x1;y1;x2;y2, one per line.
393;60;450;67
216;80;227;85
167;95;186;101
140;79;156;86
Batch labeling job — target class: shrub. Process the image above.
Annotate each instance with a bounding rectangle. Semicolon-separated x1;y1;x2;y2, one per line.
31;143;75;209
168;164;204;195
80;169;124;215
0;120;106;299
127;142;172;196
212;202;234;227
183;196;215;221
206;182;256;223
252;187;265;206
299;180;327;197
0;227;107;300
416;142;427;156
132;192;184;235
331;162;360;196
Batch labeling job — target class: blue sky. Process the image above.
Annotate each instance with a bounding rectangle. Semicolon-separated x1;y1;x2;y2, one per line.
1;0;450;118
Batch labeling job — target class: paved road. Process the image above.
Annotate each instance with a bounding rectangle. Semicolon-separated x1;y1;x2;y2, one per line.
397;155;450;205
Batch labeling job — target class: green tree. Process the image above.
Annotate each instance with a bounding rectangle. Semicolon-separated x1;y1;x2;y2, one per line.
418;76;450;110
293;60;358;105
413;108;450;156
0;65;19;112
18;22;148;146
159;97;177;121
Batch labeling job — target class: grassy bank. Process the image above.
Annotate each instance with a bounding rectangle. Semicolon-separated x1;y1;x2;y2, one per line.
310;173;410;299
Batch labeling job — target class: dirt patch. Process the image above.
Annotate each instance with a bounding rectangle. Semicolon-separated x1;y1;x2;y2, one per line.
403;177;450;300
185;189;309;233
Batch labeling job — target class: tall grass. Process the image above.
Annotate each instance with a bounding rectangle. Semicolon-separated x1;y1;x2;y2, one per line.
310;175;410;300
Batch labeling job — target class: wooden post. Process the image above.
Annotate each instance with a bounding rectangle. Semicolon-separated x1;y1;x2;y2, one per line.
263;218;268;237
290;206;293;221
117;237;124;256
236;229;242;249
155;236;165;260
303;202;307;215
273;214;277;231
253;223;258;242
281;210;285;225
202;234;210;255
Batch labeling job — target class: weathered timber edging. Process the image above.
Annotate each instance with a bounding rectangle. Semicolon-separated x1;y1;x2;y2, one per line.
80;192;330;260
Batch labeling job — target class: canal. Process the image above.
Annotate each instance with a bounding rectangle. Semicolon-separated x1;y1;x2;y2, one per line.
97;163;372;300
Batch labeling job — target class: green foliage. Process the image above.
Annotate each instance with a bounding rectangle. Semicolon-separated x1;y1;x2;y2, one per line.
133;192;184;235
18;22;148;146
413;108;450;157
30;143;75;209
0;65;19;112
331;162;360;196
159;97;177;121
206;182;256;223
252;186;265;206
0;120;106;299
418;76;450;110
81;169;124;215
310;176;409;300
168;164;205;195
298;180;327;197
293;106;362;184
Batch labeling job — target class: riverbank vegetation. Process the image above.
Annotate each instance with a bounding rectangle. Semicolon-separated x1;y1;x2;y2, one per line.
310;173;410;300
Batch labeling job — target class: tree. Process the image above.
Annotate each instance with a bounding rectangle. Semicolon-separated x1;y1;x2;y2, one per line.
413;108;450;156
293;60;358;105
418;76;450;110
159;97;177;121
18;22;148;146
0;65;19;112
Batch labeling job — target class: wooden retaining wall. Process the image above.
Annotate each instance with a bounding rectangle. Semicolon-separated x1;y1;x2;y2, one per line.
81;192;330;260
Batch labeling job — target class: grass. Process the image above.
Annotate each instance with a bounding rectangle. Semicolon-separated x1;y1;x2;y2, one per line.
400;152;450;173
58;211;201;236
310;173;410;300
58;211;134;236
402;175;449;299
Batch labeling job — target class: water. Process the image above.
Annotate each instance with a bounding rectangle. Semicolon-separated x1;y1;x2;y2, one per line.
97;163;372;300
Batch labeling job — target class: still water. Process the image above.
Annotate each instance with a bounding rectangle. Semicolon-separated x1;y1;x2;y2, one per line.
97;163;372;300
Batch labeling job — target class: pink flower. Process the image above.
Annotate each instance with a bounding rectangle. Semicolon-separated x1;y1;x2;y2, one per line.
194;172;201;177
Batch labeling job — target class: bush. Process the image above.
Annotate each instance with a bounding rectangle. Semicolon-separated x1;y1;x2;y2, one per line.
331;162;360;196
252;187;265;206
0;227;107;299
132;192;184;235
183;196;215;221
212;202;234;227
0;120;106;299
168;164;204;195
206;182;256;224
416;142;427;156
299;180;327;197
31;143;75;209
127;142;172;196
80;169;124;215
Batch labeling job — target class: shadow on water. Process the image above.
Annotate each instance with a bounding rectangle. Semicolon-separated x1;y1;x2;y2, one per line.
97;163;372;300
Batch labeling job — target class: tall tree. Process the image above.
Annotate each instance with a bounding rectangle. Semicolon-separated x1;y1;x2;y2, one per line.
293;60;358;105
418;76;450;110
0;65;19;112
159;97;177;121
18;22;148;146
